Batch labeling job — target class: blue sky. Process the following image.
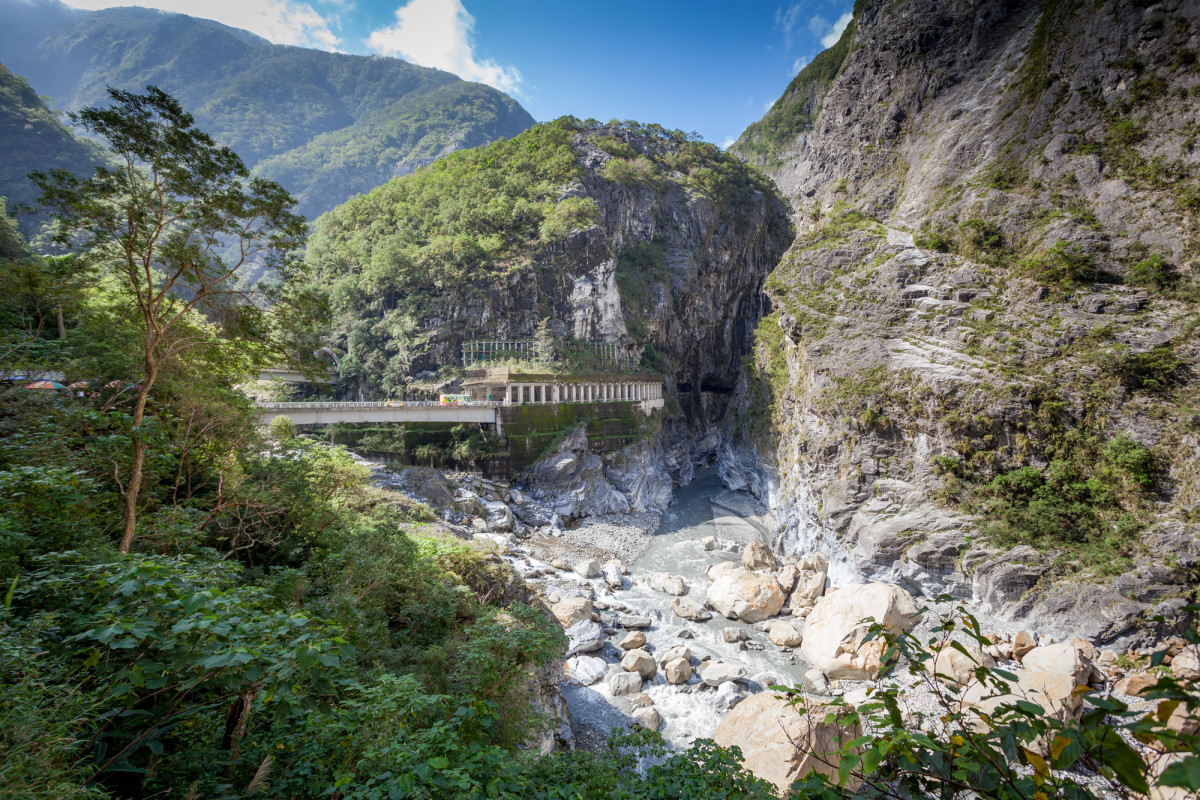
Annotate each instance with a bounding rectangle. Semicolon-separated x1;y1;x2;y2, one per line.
60;0;854;147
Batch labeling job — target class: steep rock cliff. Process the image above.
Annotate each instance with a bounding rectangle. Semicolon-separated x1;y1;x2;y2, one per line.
727;0;1200;644
309;119;793;437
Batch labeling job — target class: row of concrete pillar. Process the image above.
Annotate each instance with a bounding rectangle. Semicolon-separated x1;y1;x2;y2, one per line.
505;381;663;405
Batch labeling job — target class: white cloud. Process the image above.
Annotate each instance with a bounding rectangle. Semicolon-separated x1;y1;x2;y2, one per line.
720;136;736;150
791;56;811;75
776;4;803;40
763;98;775;112
60;0;343;50
821;11;853;48
366;0;521;95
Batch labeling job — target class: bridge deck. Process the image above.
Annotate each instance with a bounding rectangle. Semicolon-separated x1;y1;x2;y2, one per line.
256;401;500;426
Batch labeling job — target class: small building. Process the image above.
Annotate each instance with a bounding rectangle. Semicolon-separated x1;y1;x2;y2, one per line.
462;367;664;409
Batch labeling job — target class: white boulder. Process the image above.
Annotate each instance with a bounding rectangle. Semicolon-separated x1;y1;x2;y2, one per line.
565;656;607;686
646;571;687;596
706;568;786;623
800;583;920;680
713;693;863;794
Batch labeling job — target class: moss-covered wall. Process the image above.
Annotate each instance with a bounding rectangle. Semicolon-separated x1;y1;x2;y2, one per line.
500;402;642;471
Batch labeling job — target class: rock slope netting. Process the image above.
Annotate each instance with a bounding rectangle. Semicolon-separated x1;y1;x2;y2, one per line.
307;118;793;436
0;0;534;219
725;0;1200;645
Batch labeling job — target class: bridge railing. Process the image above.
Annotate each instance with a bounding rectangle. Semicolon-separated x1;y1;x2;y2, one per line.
257;401;501;409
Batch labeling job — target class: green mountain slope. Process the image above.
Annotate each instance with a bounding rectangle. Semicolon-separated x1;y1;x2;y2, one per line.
256;82;533;220
0;0;535;218
0;62;100;237
307;117;791;406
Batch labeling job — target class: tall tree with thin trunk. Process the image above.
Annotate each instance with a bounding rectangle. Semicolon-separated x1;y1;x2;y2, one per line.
32;86;310;554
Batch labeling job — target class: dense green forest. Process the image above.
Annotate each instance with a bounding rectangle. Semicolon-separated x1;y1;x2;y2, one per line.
306;116;777;395
0;63;100;238
0;0;534;219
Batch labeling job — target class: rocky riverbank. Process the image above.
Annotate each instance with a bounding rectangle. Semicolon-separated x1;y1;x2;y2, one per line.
357;437;1196;792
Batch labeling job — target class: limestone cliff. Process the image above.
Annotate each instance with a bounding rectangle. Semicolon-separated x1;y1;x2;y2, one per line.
727;0;1200;644
309;119;793;439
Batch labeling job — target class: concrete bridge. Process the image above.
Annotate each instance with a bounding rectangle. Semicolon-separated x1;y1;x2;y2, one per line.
256;401;504;430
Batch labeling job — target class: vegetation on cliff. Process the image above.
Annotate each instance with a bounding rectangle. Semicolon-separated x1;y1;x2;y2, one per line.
0;63;100;238
307;117;781;397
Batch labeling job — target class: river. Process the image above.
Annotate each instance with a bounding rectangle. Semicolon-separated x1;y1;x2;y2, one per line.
559;468;818;748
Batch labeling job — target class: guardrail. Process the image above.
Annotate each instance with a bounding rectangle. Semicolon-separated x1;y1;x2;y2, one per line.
258;401;501;409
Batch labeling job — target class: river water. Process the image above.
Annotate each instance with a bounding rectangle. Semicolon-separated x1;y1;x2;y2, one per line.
560;468;819;748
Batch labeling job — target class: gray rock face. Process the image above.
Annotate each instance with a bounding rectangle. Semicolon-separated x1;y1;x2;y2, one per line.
565;620;606;657
526;428;630;521
722;0;1200;641
604;439;674;512
608;671;643;696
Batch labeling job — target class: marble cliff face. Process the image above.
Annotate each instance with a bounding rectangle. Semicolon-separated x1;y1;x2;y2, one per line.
724;0;1200;644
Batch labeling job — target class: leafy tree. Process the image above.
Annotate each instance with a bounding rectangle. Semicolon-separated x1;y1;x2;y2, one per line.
31;86;311;553
778;601;1200;800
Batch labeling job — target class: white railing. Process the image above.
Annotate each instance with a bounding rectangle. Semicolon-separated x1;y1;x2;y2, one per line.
257;401;501;409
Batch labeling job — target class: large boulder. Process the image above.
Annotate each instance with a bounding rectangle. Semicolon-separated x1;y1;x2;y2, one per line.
617;631;646;650
621;648;658;680
608;671;642;696
707;561;740;581
713;693;863;794
1021;642;1094;686
776;564;800;594
664;657;692;684
602;560;626;589
657;644;691;664
564;620;605;656
646;571;687;595
713;681;745;710
573;559;602;579
552;597;593;628
699;661;746;686
671;597;712;621
742;539;777;571
789;553;829;607
924;644;996;687
483;500;514;532
769;621;803;648
800;583;920;680
631;706;664;731
393;467;457;510
564;656;607;686
706;568;787;623
1173;649;1200;680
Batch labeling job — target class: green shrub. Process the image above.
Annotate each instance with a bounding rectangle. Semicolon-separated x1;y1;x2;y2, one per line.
1106;345;1185;394
1127;253;1179;290
600;155;663;188
1019;239;1097;285
791;601;1200;799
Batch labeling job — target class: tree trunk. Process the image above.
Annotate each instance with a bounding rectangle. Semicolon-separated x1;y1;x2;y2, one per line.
55;304;66;339
118;361;157;554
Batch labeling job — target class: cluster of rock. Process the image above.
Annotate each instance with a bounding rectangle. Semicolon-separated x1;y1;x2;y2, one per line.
372;428;687;544
549;553;756;728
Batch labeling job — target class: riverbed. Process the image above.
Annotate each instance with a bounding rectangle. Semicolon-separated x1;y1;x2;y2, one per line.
550;469;820;748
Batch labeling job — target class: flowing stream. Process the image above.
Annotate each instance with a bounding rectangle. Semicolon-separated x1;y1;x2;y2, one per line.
559;468;818;748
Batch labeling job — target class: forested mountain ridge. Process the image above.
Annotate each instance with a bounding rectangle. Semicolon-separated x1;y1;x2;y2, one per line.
724;0;1200;642
307;117;792;430
0;0;534;218
0;62;101;237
